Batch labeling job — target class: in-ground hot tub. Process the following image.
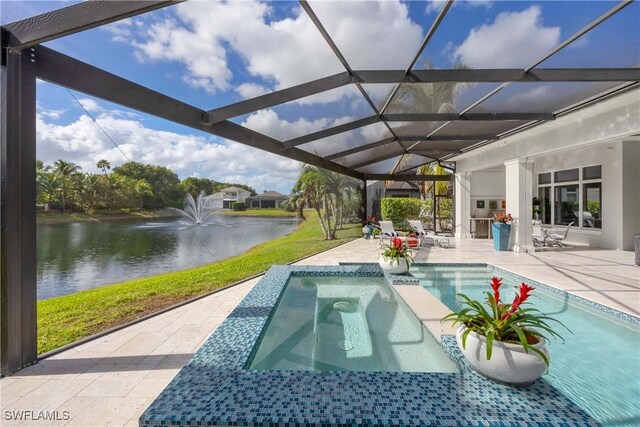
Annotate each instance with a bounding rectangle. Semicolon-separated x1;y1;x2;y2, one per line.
140;264;596;427
249;275;457;372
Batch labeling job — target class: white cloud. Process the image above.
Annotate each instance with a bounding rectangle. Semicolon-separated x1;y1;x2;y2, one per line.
114;0;423;101
426;0;492;14
241;109;353;141
452;6;560;68
235;82;271;99
36;102;65;120
77;98;103;113
36;107;302;193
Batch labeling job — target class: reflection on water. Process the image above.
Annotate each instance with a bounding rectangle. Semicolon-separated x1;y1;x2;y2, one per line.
37;215;298;300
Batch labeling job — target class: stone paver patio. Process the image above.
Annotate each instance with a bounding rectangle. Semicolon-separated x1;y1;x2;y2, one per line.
1;237;638;426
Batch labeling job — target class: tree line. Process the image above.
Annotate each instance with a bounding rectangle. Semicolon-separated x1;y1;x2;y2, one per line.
36;159;256;213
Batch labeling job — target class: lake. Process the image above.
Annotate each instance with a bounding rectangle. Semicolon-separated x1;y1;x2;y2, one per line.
37;215;299;300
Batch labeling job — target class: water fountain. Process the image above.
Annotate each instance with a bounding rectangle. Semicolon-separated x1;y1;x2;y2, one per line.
172;191;216;224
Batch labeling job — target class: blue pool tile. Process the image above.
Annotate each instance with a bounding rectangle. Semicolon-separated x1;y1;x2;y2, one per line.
140;264;603;427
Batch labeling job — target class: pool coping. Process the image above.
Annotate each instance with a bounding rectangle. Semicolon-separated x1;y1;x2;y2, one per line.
140;264;606;427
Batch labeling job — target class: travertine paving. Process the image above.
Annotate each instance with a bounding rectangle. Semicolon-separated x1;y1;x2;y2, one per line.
1;237;638;426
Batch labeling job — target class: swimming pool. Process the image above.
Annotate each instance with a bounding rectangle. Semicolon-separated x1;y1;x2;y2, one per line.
141;265;596;426
249;276;458;372
412;265;640;427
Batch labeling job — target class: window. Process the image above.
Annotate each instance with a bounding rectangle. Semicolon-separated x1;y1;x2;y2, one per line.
538;187;551;225
583;182;602;228
538;172;551;185
537;165;602;229
583;165;602;180
554;185;579;225
554;168;579;183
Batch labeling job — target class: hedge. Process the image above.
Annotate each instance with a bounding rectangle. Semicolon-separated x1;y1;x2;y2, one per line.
231;202;246;211
380;198;422;229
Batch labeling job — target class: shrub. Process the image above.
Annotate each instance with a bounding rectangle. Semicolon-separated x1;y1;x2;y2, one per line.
380;198;422;229
231;202;246;211
280;200;296;212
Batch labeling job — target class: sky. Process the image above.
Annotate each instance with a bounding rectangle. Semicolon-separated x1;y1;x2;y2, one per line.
1;0;637;193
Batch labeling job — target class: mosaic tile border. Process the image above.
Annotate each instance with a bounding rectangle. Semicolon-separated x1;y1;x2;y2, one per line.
488;264;640;326
140;264;597;427
408;262;639;325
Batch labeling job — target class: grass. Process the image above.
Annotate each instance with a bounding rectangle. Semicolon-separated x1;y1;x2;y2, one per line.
220;208;297;218
37;211;360;354
36;209;180;225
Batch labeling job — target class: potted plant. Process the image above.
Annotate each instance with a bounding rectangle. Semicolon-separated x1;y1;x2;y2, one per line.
379;237;414;274
493;212;513;251
442;277;568;385
362;215;376;239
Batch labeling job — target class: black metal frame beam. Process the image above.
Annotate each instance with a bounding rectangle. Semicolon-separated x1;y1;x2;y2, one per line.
432;0;633;151
283;116;379;149
383;113;555;121
34;47;363;179
365;174;452;182
351;149;405;170
1;48;37;375
380;0;453;115
2;1;183;51
279;112;553;150
206;72;350;123
398;135;495;142
204;68;640;124
325;138;397;161
297;0;405;157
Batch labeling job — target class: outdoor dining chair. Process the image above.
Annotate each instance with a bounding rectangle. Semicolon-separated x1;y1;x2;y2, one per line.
546;222;574;247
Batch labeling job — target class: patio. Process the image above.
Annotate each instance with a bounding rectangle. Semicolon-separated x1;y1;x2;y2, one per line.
1;237;637;426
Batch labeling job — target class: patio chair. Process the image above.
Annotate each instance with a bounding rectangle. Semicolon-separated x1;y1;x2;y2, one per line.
378;221;401;247
546;222;574;247
407;220;427;246
408;220;450;248
532;221;546;246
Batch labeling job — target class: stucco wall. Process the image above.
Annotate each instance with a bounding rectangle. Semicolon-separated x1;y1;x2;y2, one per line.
452;89;640;250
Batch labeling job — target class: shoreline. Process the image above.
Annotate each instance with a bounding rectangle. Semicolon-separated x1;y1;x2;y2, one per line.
36;209;182;225
37;212;359;353
37;208;297;225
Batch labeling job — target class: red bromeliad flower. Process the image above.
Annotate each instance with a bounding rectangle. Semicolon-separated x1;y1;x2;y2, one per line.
501;283;535;320
392;237;404;251
490;277;502;304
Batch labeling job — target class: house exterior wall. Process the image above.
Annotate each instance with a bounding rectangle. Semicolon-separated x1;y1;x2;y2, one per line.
204;188;252;210
470;169;506;218
452;89;640;250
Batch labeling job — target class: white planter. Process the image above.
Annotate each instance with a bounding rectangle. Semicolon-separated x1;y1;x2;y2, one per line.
456;325;548;385
378;255;411;275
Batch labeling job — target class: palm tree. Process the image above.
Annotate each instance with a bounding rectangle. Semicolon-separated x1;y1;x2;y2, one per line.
37;172;60;212
53;160;81;213
291;165;361;239
132;179;153;209
96;159;111;174
81;173;102;213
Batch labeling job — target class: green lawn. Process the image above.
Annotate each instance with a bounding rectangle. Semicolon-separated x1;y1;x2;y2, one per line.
220;208;297;218
37;211;360;354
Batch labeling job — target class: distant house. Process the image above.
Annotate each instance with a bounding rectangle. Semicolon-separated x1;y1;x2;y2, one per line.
245;191;290;209
384;181;420;199
204;186;253;209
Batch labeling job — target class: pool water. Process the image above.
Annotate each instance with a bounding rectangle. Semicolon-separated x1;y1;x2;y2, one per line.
249;276;458;373
412;266;640;427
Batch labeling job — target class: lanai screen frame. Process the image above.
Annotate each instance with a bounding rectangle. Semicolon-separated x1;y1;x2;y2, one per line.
1;0;638;375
